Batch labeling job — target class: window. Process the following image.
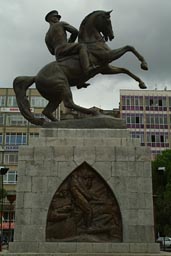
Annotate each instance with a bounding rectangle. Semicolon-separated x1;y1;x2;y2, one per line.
134;97;139;106
5;133;27;145
7;96;18;107
30;96;48;107
146;114;168;128
126;97;131;106
0;133;3;144
150;99;153;106
4;153;18;164
0;152;3;164
147;132;169;147
131;131;144;145
4;171;17;184
29;133;39;138
158;99;162;106
3;211;15;222
6;114;28;126
0;96;6;106
136;117;139;123
169;97;171;107
160;135;164;143
124;114;143;124
151;135;155;143
0;114;5;125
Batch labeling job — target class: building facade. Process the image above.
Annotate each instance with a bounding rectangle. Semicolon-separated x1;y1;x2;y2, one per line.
120;89;171;159
0;87;69;242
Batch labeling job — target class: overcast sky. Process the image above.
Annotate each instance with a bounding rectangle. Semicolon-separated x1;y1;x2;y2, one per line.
1;0;171;109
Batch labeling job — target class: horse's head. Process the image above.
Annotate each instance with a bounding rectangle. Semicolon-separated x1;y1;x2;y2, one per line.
95;10;114;41
79;10;114;43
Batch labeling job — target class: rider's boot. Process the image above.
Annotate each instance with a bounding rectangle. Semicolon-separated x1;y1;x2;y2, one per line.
77;82;90;89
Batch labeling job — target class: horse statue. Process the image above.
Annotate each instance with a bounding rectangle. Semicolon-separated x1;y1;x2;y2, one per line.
13;10;148;126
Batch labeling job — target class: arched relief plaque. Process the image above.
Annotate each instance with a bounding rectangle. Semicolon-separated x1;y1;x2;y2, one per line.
46;162;122;242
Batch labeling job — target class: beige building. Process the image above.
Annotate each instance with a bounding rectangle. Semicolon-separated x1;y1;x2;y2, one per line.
0;87;69;241
120;89;171;159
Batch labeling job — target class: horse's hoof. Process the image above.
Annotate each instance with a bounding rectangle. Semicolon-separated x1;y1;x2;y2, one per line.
141;62;148;70
139;82;147;89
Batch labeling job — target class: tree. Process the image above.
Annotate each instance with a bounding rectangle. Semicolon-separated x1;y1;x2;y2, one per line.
152;149;171;237
0;188;7;200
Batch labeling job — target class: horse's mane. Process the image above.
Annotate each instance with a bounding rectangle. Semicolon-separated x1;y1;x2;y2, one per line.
79;10;104;31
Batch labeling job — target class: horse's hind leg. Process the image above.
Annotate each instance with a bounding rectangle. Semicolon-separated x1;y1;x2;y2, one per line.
63;84;99;116
42;99;61;121
101;65;147;89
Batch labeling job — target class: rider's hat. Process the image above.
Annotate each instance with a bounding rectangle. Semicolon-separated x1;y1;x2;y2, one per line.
45;10;61;22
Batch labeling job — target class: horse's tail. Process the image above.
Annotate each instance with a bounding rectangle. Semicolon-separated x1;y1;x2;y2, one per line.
13;76;45;126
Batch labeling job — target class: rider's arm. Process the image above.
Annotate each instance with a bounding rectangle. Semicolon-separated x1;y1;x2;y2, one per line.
62;22;78;43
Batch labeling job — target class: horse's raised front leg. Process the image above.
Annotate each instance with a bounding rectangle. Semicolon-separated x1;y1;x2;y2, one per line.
101;65;147;89
109;46;148;71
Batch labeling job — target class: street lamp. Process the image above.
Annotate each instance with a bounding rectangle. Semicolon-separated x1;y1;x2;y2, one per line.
0;167;9;251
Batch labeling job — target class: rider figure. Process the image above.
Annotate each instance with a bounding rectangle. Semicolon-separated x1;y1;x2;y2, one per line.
45;10;94;76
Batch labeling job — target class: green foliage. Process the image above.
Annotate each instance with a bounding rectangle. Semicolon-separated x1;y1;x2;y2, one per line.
0;188;7;200
152;149;171;236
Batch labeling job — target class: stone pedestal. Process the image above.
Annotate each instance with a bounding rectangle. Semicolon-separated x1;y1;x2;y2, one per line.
9;128;159;254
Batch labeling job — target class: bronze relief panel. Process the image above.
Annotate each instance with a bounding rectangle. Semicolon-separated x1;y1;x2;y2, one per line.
46;162;122;242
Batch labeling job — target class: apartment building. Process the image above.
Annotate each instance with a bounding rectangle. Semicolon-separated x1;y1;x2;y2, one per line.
120;89;171;159
0;87;69;241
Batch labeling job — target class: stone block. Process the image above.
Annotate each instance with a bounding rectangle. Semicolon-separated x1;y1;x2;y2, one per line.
15;208;31;225
9;241;39;253
135;146;151;161
58;242;77;252
53;146;74;161
127;177;138;193
17;175;32;192
31;208;47;225
92;161;112;181
33;146;54;161
17;160;26;176
18;146;34;161
74;146;96;165
129;243;148;253
115;146;136;161
110;242;130;252
147;242;160;252
143;161;152;177
95;146;115;161
76;242;93;253
138;209;154;225
137;177;152;193
32;176;48;193
15;192;24;209
58;161;77;180
22;225;45;241
25;160;46;177
24;191;51;210
109;176;128;196
112;161;128;177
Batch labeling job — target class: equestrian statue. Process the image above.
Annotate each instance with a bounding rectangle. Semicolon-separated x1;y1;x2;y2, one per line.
13;10;148;126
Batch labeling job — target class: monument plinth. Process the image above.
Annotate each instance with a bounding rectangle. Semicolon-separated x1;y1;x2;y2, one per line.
8;128;159;255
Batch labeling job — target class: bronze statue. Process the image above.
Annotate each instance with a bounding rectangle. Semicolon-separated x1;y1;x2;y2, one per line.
45;10;95;75
13;10;148;126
